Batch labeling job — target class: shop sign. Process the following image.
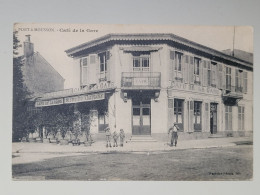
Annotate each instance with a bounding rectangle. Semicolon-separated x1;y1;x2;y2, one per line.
133;78;149;86
64;93;105;104
42;81;114;99
35;98;63;107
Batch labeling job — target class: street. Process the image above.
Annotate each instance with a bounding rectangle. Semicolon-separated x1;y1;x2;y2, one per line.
12;145;253;181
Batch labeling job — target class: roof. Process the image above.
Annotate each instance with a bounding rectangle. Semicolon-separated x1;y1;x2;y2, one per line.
65;33;253;69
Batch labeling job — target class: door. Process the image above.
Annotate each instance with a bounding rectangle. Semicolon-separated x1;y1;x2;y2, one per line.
132;96;151;135
210;103;218;134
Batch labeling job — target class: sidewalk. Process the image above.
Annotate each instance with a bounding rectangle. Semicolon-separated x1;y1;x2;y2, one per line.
12;136;253;154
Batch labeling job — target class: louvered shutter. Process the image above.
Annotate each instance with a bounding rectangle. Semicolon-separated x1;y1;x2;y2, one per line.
184;55;189;83
243;71;248;93
106;51;110;81
231;67;236;92
215;63;220;88
169;50;175;81
168;99;174;129
189;56;194;84
199;60;203;85
181;54;186;83
218;63;223;89
81;57;88;85
202;60;208;87
89;54;98;84
189;101;194;132
222;64;226;89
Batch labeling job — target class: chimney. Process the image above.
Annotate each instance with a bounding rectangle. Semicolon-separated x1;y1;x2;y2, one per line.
24;35;34;57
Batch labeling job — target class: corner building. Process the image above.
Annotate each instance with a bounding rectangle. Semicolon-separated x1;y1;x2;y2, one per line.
37;34;253;141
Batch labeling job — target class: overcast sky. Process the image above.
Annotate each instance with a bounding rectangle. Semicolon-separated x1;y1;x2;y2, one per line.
14;23;253;89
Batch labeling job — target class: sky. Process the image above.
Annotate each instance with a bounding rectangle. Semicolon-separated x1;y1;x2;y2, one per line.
14;23;253;89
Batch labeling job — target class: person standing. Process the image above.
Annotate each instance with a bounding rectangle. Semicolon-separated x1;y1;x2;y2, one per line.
112;131;119;147
119;129;125;147
168;123;179;147
105;127;112;147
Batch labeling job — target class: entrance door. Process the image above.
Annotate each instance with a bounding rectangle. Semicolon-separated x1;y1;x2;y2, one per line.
132;97;151;135
210;103;218;134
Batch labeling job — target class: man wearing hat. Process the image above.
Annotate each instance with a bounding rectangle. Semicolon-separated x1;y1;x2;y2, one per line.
168;122;179;147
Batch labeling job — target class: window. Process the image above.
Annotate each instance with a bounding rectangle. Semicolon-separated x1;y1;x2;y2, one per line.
99;52;107;80
194;101;202;131
211;62;217;87
225;106;232;130
81;57;88;85
174;99;184;131
175;52;183;80
226;67;231;90
133;55;150;72
194;58;200;84
238;106;245;130
243;71;248;93
235;69;243;93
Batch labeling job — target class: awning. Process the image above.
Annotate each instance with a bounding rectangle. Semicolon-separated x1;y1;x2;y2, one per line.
119;46;162;52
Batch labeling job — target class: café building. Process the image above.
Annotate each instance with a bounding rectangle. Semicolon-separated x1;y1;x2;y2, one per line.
35;33;253;141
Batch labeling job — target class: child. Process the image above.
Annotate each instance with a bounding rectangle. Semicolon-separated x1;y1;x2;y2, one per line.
168;123;179;147
112;131;119;147
105;127;112;147
119;129;125;147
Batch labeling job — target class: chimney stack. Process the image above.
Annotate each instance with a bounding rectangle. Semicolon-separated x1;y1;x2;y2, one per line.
24;35;34;57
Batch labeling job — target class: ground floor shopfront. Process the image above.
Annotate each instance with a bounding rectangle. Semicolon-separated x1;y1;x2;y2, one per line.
33;85;253;142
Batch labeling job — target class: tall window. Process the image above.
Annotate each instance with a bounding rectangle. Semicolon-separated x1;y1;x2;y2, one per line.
238;106;245;131
225;106;232;130
81;57;88;85
133;55;150;72
235;69;243;93
174;99;184;131
211;62;217;87
99;52;107;80
226;67;231;90
175;52;183;80
194;58;200;84
194;101;202;131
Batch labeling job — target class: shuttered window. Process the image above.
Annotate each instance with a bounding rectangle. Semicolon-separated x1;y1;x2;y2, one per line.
235;69;243;93
194;101;202;131
175;52;183;81
169;51;175;81
238;106;245;130
211;62;217;87
194;58;200;84
226;67;232;90
81;57;88;85
225;106;232;130
174;99;184;131
207;61;211;86
218;63;223;89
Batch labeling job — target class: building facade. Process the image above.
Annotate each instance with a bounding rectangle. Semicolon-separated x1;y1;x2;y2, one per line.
35;34;253;141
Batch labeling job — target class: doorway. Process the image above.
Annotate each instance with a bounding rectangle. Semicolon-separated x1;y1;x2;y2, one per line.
210;103;218;134
132;96;151;135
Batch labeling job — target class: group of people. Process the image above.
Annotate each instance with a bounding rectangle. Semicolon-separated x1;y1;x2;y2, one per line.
104;127;125;148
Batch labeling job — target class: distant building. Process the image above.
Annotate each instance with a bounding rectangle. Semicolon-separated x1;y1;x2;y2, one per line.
34;33;253;141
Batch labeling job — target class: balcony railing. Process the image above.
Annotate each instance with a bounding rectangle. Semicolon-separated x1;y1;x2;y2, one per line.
223;85;243;99
121;72;161;89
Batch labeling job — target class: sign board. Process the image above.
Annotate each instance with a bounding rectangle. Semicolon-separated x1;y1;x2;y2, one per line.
133;78;149;86
64;93;105;104
35;98;63;107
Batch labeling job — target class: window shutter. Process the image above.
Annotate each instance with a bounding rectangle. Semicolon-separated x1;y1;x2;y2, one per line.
168;99;174;129
182;54;186;83
215;63;219;88
88;54;98;84
106;51;110;81
81;57;88;85
202;60;208;87
189;56;194;84
199;60;203;85
218;63;223;89
189;101;194;132
243;71;248;93
169;50;175;81
222;64;226;89
231;67;236;91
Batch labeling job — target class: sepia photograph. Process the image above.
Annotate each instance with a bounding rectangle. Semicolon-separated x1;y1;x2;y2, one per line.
12;23;253;181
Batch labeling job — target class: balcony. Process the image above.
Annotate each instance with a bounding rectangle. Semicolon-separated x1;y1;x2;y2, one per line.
121;72;161;90
223;85;243;100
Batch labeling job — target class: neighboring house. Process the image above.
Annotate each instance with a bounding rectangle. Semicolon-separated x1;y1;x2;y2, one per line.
222;49;253;64
22;35;65;97
35;33;253;141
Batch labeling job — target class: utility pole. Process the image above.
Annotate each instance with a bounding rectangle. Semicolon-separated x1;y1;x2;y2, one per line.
232;26;236;57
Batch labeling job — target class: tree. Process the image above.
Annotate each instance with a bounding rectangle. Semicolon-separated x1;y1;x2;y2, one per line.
12;31;31;141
